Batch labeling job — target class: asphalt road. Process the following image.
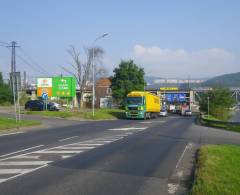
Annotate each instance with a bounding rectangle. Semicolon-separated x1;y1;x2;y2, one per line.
230;111;240;122
0;115;240;195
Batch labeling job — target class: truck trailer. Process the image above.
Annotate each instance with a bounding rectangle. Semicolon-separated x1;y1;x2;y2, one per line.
125;91;161;119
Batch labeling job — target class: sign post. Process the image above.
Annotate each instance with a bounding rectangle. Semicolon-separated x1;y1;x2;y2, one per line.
42;92;48;111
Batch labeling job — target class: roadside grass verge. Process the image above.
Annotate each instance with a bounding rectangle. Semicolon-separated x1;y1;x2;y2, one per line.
0;117;41;130
200;115;240;133
191;145;240;195
25;109;124;120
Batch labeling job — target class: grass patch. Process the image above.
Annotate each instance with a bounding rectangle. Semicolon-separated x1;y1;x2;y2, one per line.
191;145;240;195
200;115;240;133
0;117;41;130
25;109;124;120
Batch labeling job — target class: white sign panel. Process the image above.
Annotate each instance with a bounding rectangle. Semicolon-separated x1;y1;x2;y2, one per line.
37;78;52;88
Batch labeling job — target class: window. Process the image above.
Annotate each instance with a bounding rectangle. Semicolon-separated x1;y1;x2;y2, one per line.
106;87;112;94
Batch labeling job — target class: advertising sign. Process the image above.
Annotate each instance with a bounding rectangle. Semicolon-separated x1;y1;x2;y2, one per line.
37;78;52;87
37;78;52;97
160;87;178;91
52;77;76;97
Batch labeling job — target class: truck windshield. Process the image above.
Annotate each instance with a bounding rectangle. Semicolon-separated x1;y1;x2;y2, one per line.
127;97;143;105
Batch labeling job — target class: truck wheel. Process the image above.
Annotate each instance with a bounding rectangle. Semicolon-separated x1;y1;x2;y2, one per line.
144;113;147;120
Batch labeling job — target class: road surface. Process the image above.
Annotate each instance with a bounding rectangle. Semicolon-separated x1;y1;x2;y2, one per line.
0;115;239;195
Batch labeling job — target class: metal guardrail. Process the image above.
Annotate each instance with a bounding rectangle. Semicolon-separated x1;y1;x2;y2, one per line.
201;115;240;125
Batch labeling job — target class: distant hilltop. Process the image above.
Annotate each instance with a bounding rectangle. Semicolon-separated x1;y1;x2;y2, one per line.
202;72;240;87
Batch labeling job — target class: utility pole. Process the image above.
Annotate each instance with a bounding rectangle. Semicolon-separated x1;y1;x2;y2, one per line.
7;41;21;123
23;71;27;90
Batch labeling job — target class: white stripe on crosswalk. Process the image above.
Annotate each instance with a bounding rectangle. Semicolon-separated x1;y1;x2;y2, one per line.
0;161;51;166
11;155;40;159
108;127;147;131
61;155;72;159
84;140;112;143
58;146;95;150
71;143;103;146
0;179;7;183
33;150;82;154
0;169;32;174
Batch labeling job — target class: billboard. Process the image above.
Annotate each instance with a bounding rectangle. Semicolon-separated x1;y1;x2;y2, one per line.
37;78;52;97
37;77;76;98
52;77;76;97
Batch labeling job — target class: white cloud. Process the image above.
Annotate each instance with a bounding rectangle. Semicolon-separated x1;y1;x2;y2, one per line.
133;44;239;78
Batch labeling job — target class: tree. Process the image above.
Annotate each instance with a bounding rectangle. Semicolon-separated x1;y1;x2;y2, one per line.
111;60;145;105
199;86;234;120
0;73;11;105
61;46;105;109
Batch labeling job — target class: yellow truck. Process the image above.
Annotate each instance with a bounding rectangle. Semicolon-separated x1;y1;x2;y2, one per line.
125;91;161;119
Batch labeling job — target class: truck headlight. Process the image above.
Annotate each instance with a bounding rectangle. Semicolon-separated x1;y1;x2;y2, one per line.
138;106;144;110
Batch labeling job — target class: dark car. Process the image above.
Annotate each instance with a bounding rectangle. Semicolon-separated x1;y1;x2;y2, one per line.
25;100;49;111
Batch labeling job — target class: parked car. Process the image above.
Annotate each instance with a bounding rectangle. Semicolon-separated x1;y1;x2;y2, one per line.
25;100;47;111
159;109;168;117
48;102;61;111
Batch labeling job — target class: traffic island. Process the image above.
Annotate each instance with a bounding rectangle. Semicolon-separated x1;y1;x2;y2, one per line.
191;145;240;195
24;109;124;120
0;117;42;131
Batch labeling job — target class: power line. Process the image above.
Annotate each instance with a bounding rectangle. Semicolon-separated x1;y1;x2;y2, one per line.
18;47;52;76
16;53;49;76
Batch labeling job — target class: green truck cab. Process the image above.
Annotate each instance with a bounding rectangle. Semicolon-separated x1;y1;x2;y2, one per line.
125;91;161;119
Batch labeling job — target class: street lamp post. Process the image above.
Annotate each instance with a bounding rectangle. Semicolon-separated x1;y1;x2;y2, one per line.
207;96;210;118
92;33;108;117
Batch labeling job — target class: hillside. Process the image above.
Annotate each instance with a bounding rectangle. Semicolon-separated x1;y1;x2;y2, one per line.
203;72;240;87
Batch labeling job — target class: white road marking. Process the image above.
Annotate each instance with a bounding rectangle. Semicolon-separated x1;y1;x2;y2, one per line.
168;183;179;194
70;143;104;146
108;127;147;131
0;169;32;174
0;161;51;166
61;155;72;159
58;146;95;150
33;150;82;154
140;121;153;124
176;143;193;169
59;136;79;142
0;164;48;184
0;145;44;158
11;155;40;159
0;179;7;183
0;132;23;137
85;140;112;143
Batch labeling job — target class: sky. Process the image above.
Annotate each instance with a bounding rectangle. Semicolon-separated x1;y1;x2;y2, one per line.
0;0;240;81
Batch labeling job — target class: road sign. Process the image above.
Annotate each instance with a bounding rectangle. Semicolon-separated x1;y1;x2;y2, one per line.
52;77;76;97
37;78;53;97
42;92;48;100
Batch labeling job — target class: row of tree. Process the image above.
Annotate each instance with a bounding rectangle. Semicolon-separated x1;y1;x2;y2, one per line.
199;87;234;121
0;73;11;105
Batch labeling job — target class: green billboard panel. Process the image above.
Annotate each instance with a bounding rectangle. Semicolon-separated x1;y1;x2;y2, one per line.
52;77;76;97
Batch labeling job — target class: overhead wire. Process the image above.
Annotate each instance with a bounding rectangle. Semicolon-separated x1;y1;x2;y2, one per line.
18;47;52;77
